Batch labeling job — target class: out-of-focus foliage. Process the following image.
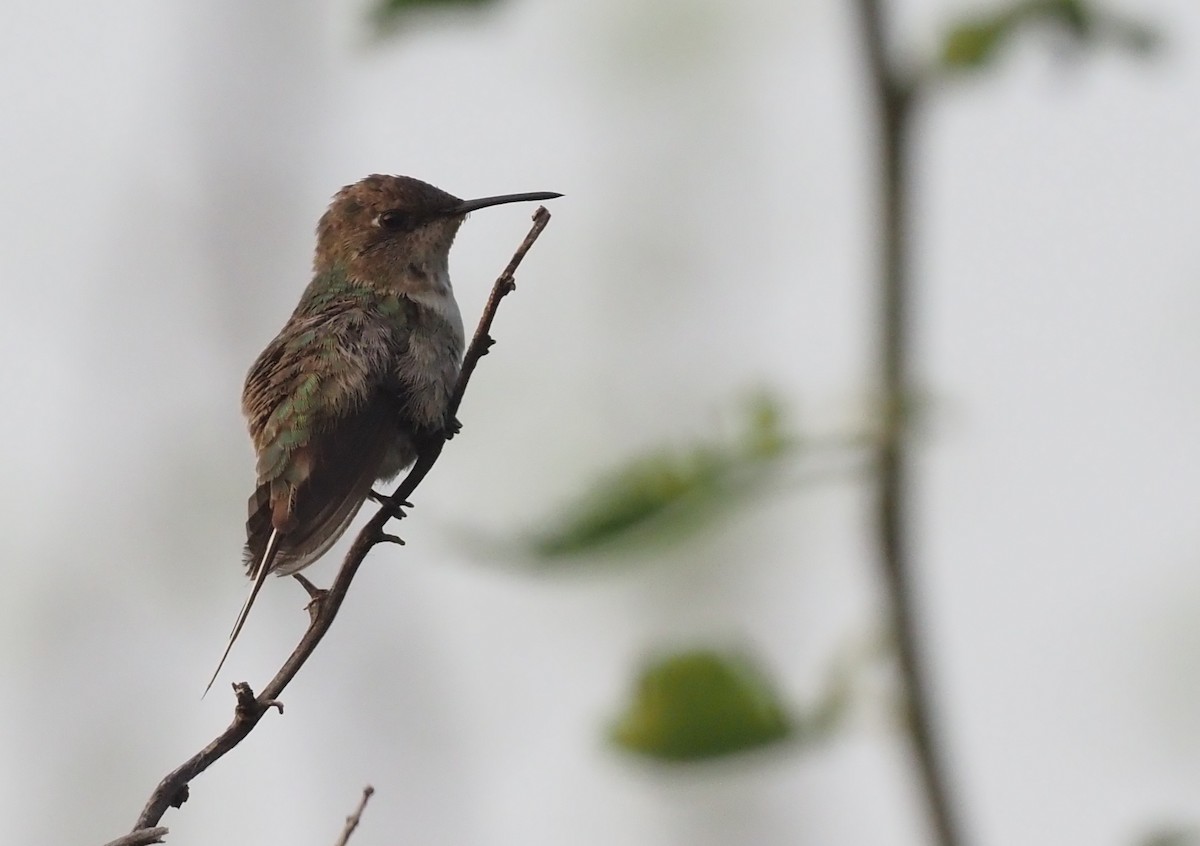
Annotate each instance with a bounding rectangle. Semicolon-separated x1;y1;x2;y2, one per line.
611;649;791;762
528;394;793;558
940;0;1158;72
372;0;499;34
1140;829;1200;846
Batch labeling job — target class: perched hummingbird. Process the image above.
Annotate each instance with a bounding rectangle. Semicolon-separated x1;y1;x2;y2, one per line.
206;174;560;694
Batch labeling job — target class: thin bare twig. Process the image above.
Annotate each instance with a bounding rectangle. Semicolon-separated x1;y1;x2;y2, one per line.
128;207;554;836
852;3;964;846
333;785;375;846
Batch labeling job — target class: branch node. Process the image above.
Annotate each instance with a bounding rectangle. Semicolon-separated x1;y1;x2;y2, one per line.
232;682;257;715
293;573;324;601
333;785;377;846
378;533;406;546
103;826;170;846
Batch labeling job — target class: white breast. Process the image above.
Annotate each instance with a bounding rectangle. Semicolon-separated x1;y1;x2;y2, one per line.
406;267;466;350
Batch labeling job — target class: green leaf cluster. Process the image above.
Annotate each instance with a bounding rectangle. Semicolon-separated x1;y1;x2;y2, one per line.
940;0;1158;72
528;394;790;558
611;649;792;762
372;0;499;33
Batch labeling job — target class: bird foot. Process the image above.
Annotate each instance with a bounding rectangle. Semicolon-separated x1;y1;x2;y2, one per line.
370;489;413;520
443;416;463;441
369;488;413;506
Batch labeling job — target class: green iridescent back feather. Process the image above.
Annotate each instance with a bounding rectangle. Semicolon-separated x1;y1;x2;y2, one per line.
241;266;415;574
245;267;408;488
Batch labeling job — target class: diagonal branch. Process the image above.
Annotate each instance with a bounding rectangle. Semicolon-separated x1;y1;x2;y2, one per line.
332;785;375;846
127;206;554;836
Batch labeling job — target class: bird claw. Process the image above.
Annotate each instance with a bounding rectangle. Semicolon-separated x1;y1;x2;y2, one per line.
370;487;413;507
371;491;412;521
443;416;463;440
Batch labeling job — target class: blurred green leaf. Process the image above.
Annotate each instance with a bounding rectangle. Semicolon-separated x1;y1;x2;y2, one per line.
531;447;728;557
1141;829;1200;846
940;0;1158;73
372;0;499;34
528;393;792;558
942;19;1010;69
1101;16;1161;56
743;391;787;459
611;649;791;762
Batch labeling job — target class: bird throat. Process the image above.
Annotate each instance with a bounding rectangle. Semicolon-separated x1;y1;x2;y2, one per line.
399;262;465;349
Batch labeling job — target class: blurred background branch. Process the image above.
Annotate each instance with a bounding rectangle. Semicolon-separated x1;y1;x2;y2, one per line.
853;0;966;843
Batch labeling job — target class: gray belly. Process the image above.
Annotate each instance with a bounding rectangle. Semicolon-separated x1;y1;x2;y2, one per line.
375;323;461;481
377;434;417;481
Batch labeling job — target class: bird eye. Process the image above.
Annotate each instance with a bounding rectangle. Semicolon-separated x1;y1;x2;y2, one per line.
376;210;416;232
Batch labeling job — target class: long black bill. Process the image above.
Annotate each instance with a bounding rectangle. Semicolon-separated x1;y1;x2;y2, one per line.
450;191;563;215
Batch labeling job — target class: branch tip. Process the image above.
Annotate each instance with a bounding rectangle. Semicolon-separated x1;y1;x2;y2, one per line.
333;785;377;846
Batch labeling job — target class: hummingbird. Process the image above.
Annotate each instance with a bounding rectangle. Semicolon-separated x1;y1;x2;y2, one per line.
205;174;560;694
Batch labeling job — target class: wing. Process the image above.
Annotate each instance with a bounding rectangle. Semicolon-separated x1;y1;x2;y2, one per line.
242;287;406;576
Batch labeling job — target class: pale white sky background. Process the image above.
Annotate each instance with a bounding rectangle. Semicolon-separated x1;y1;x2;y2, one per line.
2;1;1199;844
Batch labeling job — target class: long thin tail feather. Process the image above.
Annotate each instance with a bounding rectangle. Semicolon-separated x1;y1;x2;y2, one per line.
203;529;281;698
